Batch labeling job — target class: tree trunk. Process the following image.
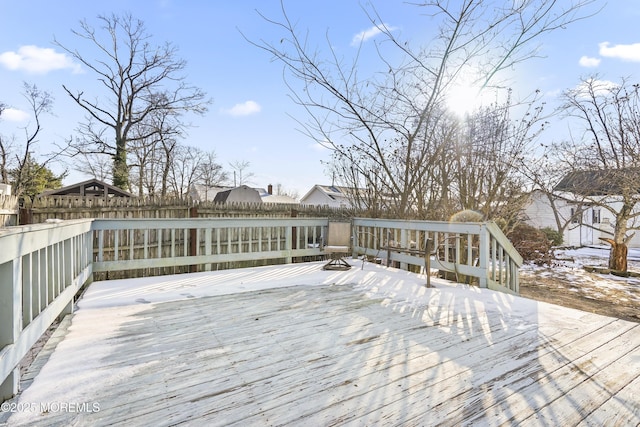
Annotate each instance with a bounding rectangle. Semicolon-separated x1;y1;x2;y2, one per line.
601;238;628;272
113;139;129;190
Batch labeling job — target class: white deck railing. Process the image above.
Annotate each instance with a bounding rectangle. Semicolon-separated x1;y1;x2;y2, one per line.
1;216;521;401
352;218;523;294
91;217;327;274
0;219;93;401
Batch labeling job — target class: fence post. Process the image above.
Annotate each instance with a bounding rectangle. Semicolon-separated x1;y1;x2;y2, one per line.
0;259;22;401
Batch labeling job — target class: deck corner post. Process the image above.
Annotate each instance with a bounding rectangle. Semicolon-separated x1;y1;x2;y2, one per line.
0;258;23;401
0;369;18;402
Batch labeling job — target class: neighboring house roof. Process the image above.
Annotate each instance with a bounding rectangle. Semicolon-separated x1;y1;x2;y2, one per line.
190;184;298;204
189;184;231;202
555;169;640;196
300;185;354;206
213;185;262;203
38;178;134;198
262;194;298;204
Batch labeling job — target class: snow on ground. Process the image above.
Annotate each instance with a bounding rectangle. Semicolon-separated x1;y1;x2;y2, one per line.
78;260;516;313
520;245;640;309
7;257;634;425
5;259;552;425
4;250;638;425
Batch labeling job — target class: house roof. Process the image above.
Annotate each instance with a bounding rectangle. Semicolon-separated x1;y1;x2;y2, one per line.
213;185;262;203
262;194;298;204
38;178;134;198
189;185;231;202
554;169;640;196
300;184;356;204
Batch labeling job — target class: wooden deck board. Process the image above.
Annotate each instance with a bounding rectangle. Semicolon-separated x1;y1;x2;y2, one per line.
3;268;640;426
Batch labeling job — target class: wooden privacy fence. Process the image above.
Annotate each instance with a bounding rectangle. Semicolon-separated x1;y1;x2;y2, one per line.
1;216;522;401
0;195;19;227
352;218;523;294
22;196;352;224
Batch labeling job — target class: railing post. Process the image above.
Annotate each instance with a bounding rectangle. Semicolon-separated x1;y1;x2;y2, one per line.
0;259;22;400
351;222;358;259
285;225;293;264
478;223;489;288
189;206;198;273
60;237;74;318
290;209;298;250
425;238;433;288
400;228;408;271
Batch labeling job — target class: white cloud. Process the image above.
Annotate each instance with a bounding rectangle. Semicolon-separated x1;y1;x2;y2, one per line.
0;45;82;74
598;41;640;62
351;23;396;46
578;56;600;67
310;142;330;152
574;78;619;98
223;100;261;117
1;108;29;122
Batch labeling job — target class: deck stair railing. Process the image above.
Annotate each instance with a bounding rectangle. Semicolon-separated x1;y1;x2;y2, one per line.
352;218;522;294
1;216;521;402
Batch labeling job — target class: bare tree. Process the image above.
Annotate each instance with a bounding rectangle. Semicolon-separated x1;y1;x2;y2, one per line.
550;77;640;271
248;0;597;218
0;100;10;183
229;160;254;186
75;152;112;181
197;151;228;189
168;145;206;197
274;183;299;200
0;83;64;197
56;13;210;190
452;92;546;224
128;106;185;196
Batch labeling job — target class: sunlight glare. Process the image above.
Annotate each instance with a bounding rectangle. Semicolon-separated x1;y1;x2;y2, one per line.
446;83;483;117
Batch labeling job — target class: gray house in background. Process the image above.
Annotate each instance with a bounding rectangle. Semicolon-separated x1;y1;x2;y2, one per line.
190;184;298;204
213;185;262;203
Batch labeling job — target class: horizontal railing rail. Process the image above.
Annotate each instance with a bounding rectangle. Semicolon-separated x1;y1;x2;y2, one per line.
91;217;328;274
352;218;522;294
0;219;93;401
1;216;521;402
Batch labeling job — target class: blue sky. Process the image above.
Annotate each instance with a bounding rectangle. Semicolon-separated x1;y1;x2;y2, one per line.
0;0;639;197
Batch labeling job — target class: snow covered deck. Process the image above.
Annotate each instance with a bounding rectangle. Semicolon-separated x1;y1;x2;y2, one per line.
3;261;640;426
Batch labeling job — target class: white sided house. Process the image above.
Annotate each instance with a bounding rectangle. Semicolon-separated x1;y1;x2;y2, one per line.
523;170;640;248
300;185;354;208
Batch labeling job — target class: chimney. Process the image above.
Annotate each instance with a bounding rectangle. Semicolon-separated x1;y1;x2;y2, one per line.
267;184;273;195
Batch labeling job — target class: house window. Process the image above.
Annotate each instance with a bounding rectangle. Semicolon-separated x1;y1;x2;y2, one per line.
570;208;579;224
592;208;601;224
